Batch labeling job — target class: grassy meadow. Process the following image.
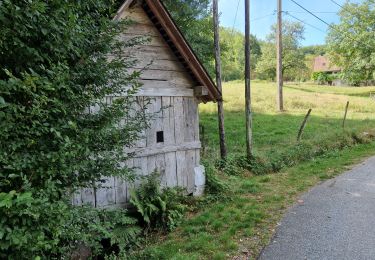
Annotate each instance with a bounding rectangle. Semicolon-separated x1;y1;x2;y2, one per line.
200;81;375;159
139;81;375;259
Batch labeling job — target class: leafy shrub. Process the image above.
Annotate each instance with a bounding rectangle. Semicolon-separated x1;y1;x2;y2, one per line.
130;173;187;232
0;191;141;259
0;0;149;258
311;72;339;85
203;161;229;195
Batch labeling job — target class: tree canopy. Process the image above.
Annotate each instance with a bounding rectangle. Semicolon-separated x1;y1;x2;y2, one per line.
327;0;375;85
220;28;261;81
256;21;307;81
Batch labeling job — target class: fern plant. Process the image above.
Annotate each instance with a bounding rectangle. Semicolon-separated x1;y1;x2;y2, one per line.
130;173;186;231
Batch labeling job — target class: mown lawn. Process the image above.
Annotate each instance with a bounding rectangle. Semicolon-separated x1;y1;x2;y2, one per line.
139;81;375;259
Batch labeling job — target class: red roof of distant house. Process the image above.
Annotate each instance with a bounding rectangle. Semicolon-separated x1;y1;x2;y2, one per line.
313;56;341;73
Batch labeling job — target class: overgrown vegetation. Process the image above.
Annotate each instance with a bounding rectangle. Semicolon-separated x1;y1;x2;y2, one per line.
0;0;149;257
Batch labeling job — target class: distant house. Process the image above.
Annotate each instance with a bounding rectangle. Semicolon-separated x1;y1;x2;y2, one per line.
72;0;221;208
313;55;343;86
313;56;341;73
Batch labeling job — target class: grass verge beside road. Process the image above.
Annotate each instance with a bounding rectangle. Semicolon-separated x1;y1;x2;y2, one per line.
140;142;375;259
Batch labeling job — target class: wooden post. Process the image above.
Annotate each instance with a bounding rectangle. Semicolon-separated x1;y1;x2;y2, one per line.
213;0;227;160
277;0;284;111
245;0;253;158
297;109;312;141
343;101;349;128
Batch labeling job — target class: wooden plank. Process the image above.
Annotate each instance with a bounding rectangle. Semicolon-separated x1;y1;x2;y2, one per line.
183;98;195;142
95;177;116;207
174;97;185;145
124;45;178;61
128;58;186;72
71;190;82;206
193;98;200;141
162;97;175;145
133;157;148;188
147;155;157;174
164;152;177;187
123;23;160;37
128;68;194;85
156;154;166;187
133;97;147;148
195;149;201;166
186;150;196;193
135;88;194;97
146;97;162;147
139;79;192;90
176;150;187;188
121;34;168;48
81;188;95;206
123;7;154;25
125;141;201;157
116;159;133;205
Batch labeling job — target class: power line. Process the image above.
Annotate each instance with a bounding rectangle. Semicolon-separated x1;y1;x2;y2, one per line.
285;12;327;33
289;0;331;27
251;12;276;22
231;0;241;35
289;0;373;50
329;0;343;8
286;10;337;14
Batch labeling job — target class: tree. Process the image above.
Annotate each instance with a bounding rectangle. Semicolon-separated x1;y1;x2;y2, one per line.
0;0;147;257
327;0;375;85
256;21;307;81
220;27;261;81
163;0;215;76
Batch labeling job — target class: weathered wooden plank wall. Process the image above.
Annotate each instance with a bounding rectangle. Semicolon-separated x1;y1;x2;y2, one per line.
72;5;204;208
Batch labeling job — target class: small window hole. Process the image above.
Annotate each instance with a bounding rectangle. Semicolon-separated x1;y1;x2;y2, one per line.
156;131;164;143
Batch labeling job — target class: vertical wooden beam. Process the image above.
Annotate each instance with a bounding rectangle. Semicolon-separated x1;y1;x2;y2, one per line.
297;109;312;141
343;101;349;128
245;0;253;158
213;0;227;160
277;0;284;111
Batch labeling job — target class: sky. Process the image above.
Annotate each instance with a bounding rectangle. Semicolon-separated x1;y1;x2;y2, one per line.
219;0;363;46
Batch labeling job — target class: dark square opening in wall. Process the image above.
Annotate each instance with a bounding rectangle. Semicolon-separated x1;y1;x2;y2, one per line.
156;131;164;143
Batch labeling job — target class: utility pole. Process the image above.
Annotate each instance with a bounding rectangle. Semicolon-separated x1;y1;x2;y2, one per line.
245;0;253;158
213;0;227;160
277;0;284;111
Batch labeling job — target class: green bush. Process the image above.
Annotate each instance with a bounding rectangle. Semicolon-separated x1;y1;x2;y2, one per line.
0;0;149;257
0;191;141;258
203;161;229;195
130;173;187;232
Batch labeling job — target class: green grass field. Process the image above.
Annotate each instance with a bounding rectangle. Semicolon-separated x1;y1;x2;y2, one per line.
200;81;375;158
139;81;375;259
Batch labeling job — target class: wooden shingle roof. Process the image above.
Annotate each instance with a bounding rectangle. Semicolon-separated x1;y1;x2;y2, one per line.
114;0;221;102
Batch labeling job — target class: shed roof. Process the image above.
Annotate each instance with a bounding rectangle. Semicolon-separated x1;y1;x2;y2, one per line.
114;0;221;102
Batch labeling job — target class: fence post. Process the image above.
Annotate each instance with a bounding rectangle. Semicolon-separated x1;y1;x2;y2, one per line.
342;101;349;129
297;109;312;141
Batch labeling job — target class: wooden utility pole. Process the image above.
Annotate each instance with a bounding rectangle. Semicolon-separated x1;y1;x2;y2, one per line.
213;0;227;160
277;0;284;111
245;0;253;158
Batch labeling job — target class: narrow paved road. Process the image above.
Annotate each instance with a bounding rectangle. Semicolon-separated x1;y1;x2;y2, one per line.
259;156;375;260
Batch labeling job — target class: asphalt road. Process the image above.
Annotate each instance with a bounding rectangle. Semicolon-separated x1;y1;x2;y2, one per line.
259;156;375;260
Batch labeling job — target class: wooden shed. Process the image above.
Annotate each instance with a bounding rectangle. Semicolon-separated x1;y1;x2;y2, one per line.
73;0;221;208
